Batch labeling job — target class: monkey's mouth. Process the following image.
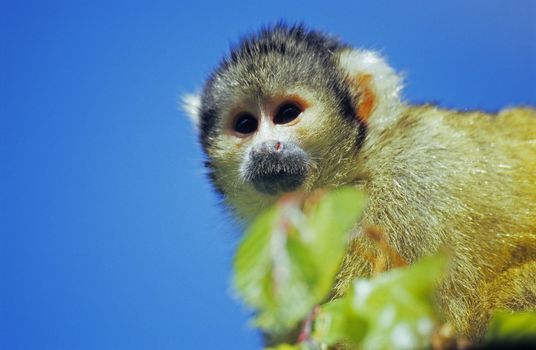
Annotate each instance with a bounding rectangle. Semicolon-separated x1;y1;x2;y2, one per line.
249;167;307;195
243;140;309;196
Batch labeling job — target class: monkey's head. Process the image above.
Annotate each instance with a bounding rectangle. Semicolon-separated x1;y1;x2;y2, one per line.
183;24;402;220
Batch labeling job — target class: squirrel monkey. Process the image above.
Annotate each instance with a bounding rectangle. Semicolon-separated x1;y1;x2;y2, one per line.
183;24;536;341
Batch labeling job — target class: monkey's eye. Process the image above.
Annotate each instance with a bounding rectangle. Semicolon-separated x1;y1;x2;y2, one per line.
274;103;302;125
233;113;258;134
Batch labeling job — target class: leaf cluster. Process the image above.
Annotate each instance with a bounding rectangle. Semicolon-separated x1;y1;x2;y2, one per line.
232;187;536;349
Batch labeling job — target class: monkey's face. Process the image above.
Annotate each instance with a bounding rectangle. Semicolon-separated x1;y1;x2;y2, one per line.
184;25;399;220
217;92;319;196
204;86;361;219
232;97;310;196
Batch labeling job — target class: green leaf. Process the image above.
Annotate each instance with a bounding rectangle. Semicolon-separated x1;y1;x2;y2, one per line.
233;207;277;311
233;187;366;333
486;310;536;343
233;205;314;331
313;298;367;346
306;188;367;301
347;255;446;350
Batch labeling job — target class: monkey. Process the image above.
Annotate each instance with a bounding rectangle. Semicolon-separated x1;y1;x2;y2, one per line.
182;24;536;344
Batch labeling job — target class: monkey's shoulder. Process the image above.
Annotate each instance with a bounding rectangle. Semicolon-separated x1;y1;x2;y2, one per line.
384;105;536;156
415;105;536;140
364;104;536;184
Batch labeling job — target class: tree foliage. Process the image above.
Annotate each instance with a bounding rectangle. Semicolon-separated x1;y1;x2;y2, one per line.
232;188;536;349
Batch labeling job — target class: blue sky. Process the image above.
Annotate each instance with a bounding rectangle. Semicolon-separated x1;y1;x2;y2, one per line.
1;1;535;349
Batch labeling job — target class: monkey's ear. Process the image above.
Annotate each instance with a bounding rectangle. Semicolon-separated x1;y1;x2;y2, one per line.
337;49;402;123
181;93;202;129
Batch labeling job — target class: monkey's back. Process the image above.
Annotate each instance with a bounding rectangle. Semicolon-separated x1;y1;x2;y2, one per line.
336;106;536;339
440;107;536;337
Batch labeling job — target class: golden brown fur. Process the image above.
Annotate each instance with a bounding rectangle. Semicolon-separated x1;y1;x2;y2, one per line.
335;106;536;340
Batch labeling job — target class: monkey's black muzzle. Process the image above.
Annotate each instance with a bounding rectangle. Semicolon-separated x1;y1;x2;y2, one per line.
244;140;309;196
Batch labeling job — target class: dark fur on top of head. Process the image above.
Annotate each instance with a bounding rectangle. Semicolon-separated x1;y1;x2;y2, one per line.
227;23;348;66
197;23;358;151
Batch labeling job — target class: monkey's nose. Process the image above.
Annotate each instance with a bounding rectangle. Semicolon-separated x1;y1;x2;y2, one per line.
245;140;309;195
255;140;285;155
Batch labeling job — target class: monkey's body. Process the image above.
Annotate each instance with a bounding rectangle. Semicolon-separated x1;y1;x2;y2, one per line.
336;106;536;339
184;25;536;342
